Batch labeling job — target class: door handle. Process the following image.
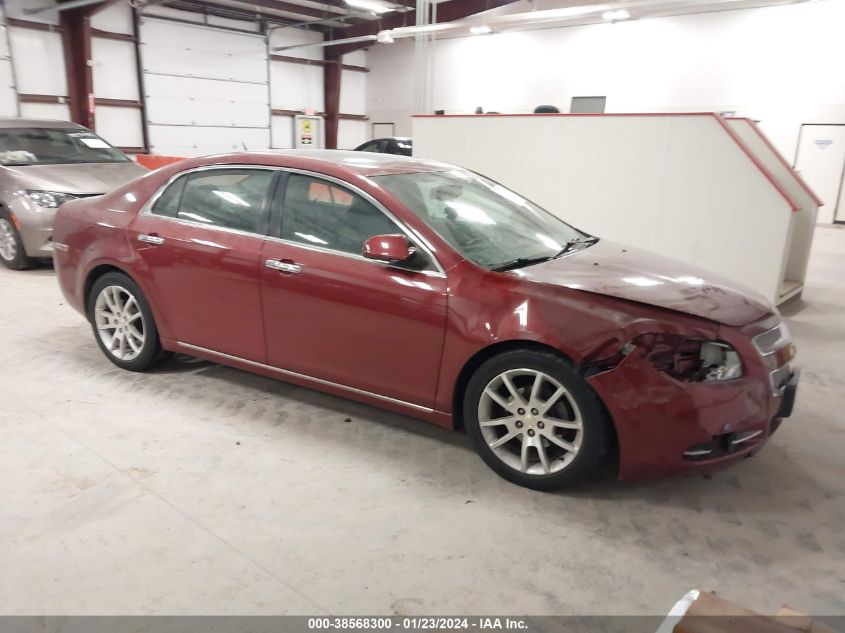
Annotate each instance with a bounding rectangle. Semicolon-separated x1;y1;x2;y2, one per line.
265;259;302;273
138;234;165;245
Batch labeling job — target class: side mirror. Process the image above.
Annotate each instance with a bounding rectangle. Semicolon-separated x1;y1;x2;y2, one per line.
362;234;415;262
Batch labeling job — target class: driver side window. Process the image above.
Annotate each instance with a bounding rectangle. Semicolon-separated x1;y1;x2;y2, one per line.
278;174;436;272
280;174;402;255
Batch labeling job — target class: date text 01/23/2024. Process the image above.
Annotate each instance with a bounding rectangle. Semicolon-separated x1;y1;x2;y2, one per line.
307;618;528;630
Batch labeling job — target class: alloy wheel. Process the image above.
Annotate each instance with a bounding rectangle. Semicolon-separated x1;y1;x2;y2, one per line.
478;368;583;475
0;219;17;261
94;285;146;361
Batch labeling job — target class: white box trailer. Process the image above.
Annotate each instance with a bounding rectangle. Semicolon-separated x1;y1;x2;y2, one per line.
412;113;820;306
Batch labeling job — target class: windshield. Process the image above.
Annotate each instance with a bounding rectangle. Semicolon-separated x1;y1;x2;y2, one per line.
373;170;590;270
0;127;130;166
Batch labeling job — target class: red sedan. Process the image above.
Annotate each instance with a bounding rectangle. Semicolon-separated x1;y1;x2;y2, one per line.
53;151;798;490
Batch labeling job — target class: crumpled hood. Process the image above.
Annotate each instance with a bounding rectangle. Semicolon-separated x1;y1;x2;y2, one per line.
517;240;772;327
2;161;146;195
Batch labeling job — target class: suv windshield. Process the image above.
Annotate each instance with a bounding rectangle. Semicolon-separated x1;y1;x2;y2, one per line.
373;170;592;271
0;127;129;166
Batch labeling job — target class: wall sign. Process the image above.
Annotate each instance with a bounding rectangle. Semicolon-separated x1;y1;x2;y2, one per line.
294;115;324;149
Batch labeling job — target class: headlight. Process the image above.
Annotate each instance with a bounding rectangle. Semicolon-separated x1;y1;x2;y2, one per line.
699;341;743;381
625;334;743;382
22;190;77;208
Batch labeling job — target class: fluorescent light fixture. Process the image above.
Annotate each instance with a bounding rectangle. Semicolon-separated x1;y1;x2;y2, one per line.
469;25;492;35
345;0;394;13
602;9;630;20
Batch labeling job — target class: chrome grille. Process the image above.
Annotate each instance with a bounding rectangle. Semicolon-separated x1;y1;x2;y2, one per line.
769;364;792;397
753;323;789;356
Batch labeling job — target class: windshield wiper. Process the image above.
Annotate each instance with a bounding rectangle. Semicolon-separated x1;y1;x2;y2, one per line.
491;237;599;272
554;236;599;258
491;254;556;272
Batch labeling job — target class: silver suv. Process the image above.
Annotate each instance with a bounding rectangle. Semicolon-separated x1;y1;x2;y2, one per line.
0;117;146;270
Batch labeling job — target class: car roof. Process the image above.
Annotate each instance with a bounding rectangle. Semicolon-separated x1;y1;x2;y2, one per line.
0;117;86;130
183;149;456;177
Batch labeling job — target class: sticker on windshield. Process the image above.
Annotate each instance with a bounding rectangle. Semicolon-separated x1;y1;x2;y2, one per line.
80;138;110;149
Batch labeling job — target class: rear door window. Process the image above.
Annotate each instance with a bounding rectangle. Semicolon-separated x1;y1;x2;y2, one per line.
150;168;274;235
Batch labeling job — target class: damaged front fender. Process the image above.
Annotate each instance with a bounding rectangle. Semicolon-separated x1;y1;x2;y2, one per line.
587;347;770;480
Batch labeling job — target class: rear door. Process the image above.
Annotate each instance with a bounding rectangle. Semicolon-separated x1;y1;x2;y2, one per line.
130;166;276;361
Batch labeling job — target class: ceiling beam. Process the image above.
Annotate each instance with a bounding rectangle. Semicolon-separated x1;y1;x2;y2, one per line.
330;0;521;40
156;0;335;31
225;0;345;20
25;0;106;15
434;0;520;23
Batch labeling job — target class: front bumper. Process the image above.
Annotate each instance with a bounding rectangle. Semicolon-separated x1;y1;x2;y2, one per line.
5;196;57;258
776;367;799;419
586;346;798;481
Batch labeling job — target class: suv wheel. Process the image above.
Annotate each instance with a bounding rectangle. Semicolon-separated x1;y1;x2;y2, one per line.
0;211;36;270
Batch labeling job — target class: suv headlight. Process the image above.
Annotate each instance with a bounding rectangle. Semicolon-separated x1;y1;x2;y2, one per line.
22;190;77;208
625;334;743;382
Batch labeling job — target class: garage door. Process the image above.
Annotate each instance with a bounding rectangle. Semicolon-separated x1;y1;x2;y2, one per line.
90;1;144;152
6;15;69;120
140;16;270;157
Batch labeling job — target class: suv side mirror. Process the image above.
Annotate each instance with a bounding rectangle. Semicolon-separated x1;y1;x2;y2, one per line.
362;234;414;262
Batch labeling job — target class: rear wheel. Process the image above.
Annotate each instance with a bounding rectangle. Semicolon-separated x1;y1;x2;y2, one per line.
464;349;610;491
0;211;36;270
87;272;171;371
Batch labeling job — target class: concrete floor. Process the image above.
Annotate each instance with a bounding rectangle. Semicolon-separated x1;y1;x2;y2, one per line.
1;227;844;617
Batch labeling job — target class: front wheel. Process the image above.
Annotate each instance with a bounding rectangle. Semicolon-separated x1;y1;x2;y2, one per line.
464;349;610;491
87;272;171;371
0;212;36;270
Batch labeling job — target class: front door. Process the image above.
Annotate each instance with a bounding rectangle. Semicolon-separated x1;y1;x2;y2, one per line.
260;172;448;408
130;166;276;361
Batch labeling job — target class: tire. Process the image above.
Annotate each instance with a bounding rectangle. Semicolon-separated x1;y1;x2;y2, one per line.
464;349;610;491
0;210;37;270
87;271;171;372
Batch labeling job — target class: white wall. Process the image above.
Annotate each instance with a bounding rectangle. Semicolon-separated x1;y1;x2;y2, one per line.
0;7;19;117
269;28;324;149
367;0;845;161
337;50;368;149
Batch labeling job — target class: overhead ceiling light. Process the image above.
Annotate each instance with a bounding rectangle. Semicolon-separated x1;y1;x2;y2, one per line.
469;25;493;35
345;0;394;13
602;9;630;20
